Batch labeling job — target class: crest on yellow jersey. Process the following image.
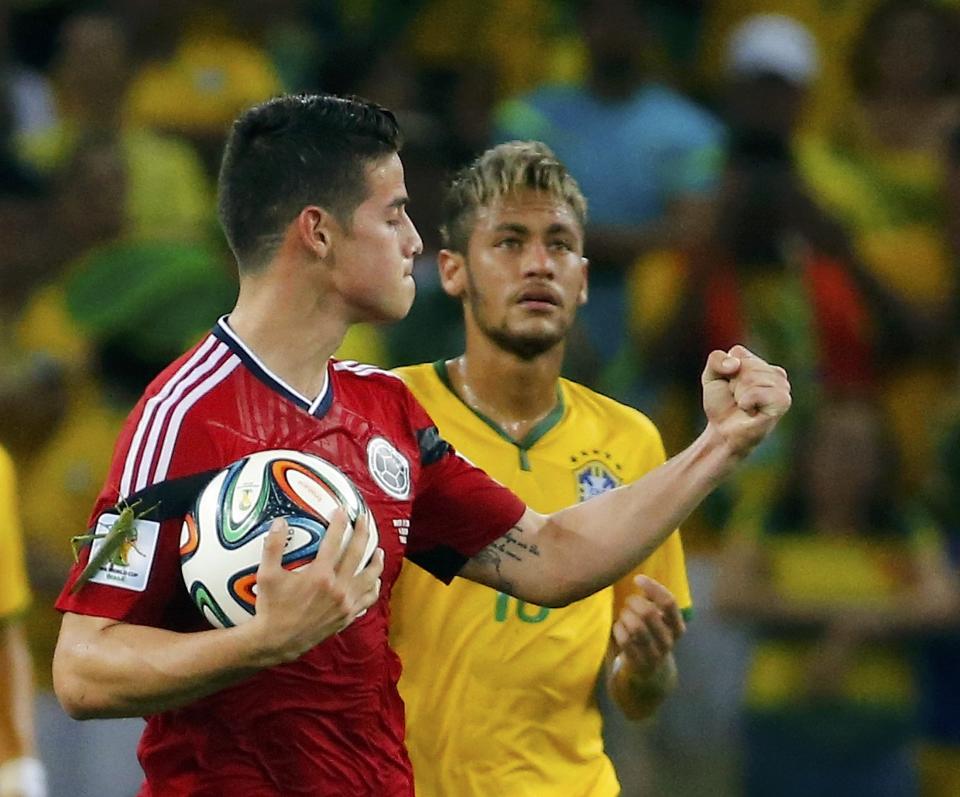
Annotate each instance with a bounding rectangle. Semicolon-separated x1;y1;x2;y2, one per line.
574;459;620;501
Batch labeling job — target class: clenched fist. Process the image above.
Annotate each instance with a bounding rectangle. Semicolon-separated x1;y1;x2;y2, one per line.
701;345;792;459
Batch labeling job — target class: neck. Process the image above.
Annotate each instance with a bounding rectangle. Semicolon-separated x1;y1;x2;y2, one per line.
446;333;563;441
228;261;348;399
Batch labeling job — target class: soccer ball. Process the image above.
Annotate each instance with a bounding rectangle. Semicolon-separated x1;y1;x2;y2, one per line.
180;449;378;628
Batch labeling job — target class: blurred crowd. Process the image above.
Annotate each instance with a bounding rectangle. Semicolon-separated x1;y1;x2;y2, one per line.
3;1;960;796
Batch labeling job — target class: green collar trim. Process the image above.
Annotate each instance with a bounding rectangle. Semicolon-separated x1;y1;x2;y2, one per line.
432;359;564;471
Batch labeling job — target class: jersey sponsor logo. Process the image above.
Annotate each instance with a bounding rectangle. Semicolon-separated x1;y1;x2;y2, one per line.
367;436;411;500
574;460;621;501
86;512;160;592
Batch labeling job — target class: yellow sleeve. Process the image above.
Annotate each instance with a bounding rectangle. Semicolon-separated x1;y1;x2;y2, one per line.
612;422;693;618
0;446;31;619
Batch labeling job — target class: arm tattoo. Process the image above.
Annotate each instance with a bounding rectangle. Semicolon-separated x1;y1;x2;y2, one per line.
473;524;540;593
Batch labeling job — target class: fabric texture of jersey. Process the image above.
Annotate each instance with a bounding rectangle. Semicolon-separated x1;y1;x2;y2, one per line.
0;444;31;619
56;319;525;797
390;361;691;797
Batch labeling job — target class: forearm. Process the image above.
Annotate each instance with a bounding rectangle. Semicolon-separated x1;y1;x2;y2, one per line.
607;651;677;721
55;517;384;719
0;623;35;761
533;426;736;605
461;347;789;605
53;615;276;719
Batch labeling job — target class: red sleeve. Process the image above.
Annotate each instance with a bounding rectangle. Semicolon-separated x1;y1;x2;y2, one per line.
403;393;526;583
55;398;220;629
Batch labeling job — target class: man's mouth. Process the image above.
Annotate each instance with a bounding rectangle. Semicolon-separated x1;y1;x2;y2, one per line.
517;286;561;309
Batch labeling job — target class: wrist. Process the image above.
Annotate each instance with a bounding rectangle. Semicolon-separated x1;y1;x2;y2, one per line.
612;651;677;694
0;757;47;797
231;618;284;670
693;424;743;485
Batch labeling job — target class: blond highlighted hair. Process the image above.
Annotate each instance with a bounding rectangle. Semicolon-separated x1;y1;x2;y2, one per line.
440;141;587;253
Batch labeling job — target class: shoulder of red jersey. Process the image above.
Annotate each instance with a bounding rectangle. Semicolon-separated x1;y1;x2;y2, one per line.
118;332;242;496
330;359;411;404
331;359;404;384
331;359;453;467
140;333;232;399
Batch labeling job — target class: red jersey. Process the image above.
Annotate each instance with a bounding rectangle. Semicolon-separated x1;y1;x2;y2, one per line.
57;318;526;796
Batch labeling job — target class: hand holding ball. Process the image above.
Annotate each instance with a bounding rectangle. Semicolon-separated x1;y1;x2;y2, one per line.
180;450;378;628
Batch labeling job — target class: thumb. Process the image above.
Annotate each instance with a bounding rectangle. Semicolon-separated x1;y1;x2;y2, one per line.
702;349;741;386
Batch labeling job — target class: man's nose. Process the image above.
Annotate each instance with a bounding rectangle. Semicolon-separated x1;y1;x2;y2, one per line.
406;218;423;258
522;242;554;277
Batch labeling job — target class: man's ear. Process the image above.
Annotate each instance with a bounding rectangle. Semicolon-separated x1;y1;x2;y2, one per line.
578;257;589;306
438;249;468;299
296;206;335;259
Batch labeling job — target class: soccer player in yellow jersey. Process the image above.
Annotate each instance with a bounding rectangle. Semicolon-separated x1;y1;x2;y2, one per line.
390;141;691;796
0;445;47;797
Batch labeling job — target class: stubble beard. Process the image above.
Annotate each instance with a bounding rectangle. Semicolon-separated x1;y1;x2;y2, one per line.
475;310;566;361
464;264;566;360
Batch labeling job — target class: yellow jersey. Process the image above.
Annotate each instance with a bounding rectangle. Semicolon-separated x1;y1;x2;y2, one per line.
390;361;691;797
0;445;31;619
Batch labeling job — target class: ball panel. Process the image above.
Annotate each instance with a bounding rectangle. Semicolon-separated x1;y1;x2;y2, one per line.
357;507;379;573
180;450;379;629
227;567;258;616
219;459;272;548
190;582;236;628
179;513;199;562
272;461;340;521
279;516;326;569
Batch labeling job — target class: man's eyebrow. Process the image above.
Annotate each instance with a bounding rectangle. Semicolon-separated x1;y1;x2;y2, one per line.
492;222;529;235
491;222;579;237
388;196;409;210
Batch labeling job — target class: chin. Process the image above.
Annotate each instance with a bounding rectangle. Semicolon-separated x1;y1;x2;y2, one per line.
367;285;416;323
491;329;563;360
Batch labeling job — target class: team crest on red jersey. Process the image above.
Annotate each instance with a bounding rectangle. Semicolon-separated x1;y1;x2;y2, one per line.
367;436;410;499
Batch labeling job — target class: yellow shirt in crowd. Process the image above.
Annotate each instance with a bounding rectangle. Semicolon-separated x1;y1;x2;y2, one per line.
0;445;31;620
390;362;691;797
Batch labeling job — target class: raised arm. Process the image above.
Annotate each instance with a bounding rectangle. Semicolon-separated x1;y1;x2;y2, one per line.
460;346;791;606
53;512;382;719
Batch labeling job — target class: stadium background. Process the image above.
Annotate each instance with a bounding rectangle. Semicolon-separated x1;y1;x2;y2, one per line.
2;1;960;795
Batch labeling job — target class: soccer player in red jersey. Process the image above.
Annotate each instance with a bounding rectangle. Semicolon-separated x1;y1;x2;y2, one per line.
52;94;791;797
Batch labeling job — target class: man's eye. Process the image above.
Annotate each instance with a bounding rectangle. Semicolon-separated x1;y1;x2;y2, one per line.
496;238;521;248
550;240;573;252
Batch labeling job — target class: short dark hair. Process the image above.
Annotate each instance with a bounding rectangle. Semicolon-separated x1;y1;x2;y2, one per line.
440;141;587;254
217;93;402;271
